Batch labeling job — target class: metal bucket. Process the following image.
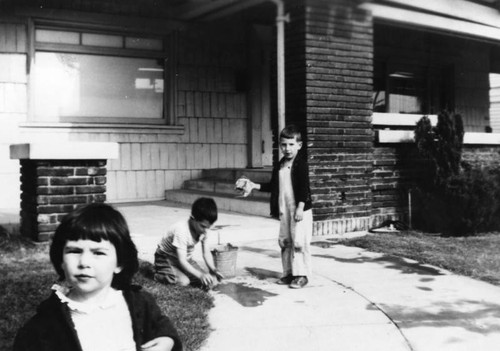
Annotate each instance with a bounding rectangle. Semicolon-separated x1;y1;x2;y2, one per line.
211;244;238;278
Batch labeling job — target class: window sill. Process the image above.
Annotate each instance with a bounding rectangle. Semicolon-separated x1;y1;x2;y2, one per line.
372;113;437;127
19;122;185;134
10;142;119;159
377;130;500;145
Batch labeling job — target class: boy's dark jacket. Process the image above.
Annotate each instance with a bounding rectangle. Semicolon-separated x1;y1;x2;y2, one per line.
13;286;183;351
260;151;312;218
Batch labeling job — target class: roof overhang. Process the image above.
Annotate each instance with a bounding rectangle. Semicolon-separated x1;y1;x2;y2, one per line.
361;0;500;43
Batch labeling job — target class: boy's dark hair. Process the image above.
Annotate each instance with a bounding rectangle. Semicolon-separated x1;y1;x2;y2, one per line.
280;124;302;142
49;203;139;289
191;197;218;224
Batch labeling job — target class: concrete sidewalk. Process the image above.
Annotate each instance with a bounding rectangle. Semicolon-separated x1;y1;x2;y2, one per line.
118;201;500;351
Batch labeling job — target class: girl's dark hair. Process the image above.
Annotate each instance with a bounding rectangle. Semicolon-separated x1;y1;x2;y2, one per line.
49;203;139;289
191;197;218;224
280;124;302;142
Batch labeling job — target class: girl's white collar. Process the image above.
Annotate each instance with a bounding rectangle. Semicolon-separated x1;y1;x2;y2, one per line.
52;284;122;314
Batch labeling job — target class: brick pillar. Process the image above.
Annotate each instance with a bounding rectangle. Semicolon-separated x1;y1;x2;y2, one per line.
20;160;107;241
10;142;119;242
285;0;374;235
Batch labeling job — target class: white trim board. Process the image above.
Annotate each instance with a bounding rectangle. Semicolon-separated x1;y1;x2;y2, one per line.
361;3;500;42
10;142;119;159
372;113;437;126
377;130;500;145
365;0;500;30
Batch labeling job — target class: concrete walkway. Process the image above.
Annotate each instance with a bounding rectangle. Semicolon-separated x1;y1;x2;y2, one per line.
118;201;500;351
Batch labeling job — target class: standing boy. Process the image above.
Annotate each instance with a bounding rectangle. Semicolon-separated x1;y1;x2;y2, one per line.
236;125;313;288
154;197;224;289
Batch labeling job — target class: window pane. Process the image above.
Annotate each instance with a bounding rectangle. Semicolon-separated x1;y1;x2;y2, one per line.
388;69;424;114
36;29;79;44
126;37;163;51
373;60;387;112
82;33;123;48
34;53;164;120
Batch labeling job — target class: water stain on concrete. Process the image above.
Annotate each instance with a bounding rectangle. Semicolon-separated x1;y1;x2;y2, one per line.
417;286;433;291
215;282;278;307
420;277;434;282
245;267;281;280
311;241;335;248
239;245;280;258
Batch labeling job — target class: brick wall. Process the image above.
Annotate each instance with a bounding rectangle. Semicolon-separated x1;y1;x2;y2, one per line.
371;145;422;226
286;0;374;235
20;160;107;241
463;147;500;168
371;144;500;228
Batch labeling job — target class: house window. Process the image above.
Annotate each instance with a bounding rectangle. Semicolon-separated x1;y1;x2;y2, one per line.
373;60;450;115
32;28;170;124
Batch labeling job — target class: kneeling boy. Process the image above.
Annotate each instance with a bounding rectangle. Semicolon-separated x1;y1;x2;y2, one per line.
154;197;224;289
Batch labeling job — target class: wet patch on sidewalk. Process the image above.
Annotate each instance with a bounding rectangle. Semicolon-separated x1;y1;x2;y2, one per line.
417;286;433;291
244;267;281;281
311;241;337;248
215;282;278;307
239;245;280;258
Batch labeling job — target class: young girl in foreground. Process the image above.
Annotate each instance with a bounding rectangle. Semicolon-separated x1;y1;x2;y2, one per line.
14;203;182;351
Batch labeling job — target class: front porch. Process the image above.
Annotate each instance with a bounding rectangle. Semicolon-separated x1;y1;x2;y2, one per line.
165;168;272;217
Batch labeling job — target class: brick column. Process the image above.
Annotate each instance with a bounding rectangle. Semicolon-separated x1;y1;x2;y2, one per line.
10;142;119;241
285;0;374;235
20;160;107;241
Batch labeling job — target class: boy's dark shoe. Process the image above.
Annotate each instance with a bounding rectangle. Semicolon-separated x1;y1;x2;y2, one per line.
289;276;308;289
276;275;294;285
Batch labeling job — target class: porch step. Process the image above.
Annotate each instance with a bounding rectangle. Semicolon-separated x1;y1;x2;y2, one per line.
182;178;269;200
164;168;272;217
164;189;270;217
201;168;272;183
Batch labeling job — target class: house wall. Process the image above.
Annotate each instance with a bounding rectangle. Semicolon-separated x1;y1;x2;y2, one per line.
490;73;500;132
286;0;500;234
371;143;500;227
375;24;491;132
0;21;27;210
455;40;491;132
0;17;248;209
371;145;418;225
286;0;375;235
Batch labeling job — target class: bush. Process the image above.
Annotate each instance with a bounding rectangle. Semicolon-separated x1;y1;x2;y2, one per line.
413;111;500;236
414;168;500;236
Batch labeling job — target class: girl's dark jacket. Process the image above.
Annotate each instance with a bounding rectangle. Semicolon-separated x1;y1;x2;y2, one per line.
260;151;312;219
13;286;182;351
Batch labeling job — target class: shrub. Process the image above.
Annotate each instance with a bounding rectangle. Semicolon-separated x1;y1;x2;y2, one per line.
414;168;500;236
413;111;500;236
415;111;464;185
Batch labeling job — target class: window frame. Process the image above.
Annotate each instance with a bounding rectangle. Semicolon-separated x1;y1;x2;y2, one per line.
28;21;177;126
374;58;452;116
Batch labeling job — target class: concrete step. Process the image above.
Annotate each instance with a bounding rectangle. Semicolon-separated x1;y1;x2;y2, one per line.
202;168;272;183
182;178;270;200
165;189;270;217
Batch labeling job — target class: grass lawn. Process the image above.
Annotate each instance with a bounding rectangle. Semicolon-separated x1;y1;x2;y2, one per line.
0;234;213;351
342;230;500;286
